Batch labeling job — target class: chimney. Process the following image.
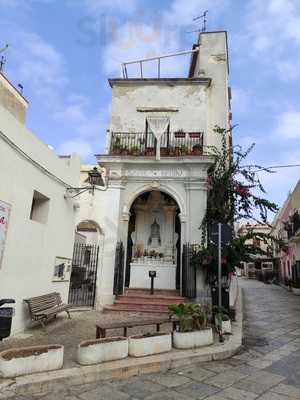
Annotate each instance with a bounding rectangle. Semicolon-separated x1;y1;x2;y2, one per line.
0;72;28;124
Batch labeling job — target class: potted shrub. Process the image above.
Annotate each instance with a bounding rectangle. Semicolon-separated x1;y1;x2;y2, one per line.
77;336;128;365
169;304;213;349
129;332;171;357
192;144;203;155
189;132;201;139
0;345;64;378
174;129;186;138
213;306;231;334
180;145;188;155
112;137;122;155
161;147;169;156
130;146;140;156
146;147;155;156
291;281;300;295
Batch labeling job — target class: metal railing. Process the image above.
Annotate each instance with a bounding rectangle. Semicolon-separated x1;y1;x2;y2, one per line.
109;131;203;157
285;211;300;240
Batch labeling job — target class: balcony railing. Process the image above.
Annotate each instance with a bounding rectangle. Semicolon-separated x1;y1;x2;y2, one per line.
284;211;300;240
109;131;203;157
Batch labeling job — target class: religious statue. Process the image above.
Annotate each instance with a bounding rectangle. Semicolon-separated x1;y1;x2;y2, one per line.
148;219;161;247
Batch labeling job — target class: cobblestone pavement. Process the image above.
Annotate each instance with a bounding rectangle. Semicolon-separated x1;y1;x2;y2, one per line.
9;279;300;399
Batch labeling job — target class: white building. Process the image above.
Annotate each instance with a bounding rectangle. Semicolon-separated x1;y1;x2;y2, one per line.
76;31;231;310
0;72;80;333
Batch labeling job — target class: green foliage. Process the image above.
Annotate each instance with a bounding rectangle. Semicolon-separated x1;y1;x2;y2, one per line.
193;126;279;283
213;306;230;323
168;303;211;332
204;126;278;226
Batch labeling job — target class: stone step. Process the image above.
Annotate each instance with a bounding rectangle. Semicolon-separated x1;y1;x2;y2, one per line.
124;288;180;296
114;298;182;307
116;294;185;303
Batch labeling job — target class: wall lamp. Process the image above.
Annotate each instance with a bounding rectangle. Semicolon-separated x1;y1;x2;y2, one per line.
65;167;107;199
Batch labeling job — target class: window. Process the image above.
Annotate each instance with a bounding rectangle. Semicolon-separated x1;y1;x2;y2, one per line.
29;190;50;224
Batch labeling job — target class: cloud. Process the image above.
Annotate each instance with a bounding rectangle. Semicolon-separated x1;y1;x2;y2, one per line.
100;0;231;78
58;138;94;159
165;0;229;27
6;30;67;95
231;87;250;116
274;111;300;139
82;0;137;15
243;0;300;79
102;22;188;77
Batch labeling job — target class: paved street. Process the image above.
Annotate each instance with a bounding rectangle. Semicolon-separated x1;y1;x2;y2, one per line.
10;279;300;399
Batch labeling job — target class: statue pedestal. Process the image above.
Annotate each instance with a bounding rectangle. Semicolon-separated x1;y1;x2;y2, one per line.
130;261;176;290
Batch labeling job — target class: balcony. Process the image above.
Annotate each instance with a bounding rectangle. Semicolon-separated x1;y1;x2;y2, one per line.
109;131;203;157
284;211;300;241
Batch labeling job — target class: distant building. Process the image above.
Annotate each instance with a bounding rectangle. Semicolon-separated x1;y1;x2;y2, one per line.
0;72;80;333
271;181;300;285
236;223;274;279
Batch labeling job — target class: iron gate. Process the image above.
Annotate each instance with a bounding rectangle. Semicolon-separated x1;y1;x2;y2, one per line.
182;243;196;298
68;243;99;307
113;241;125;295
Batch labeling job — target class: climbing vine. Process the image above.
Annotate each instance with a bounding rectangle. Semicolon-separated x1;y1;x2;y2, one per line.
192;126;278;282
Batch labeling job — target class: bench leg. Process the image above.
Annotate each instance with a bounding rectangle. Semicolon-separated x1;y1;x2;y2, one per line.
124;327;128;337
40;319;46;328
66;310;71;319
156;323;160;332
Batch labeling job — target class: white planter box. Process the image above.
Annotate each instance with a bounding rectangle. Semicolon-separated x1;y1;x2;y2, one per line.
129;333;172;357
173;329;213;349
292;287;300;296
0;345;64;378
77;336;128;365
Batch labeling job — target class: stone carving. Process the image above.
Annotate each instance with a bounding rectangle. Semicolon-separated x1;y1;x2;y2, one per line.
125;168;185;178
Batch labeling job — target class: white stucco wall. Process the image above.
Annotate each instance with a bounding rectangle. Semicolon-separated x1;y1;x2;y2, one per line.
192;31;230;150
0;105;80;334
108;80;208;137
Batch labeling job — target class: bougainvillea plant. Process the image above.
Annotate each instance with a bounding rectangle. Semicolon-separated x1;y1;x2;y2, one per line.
192;126;278;283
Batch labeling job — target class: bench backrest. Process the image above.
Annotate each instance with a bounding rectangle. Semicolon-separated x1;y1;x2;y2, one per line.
24;292;62;316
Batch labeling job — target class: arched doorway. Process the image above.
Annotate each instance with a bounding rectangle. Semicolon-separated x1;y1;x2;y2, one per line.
68;221;103;307
124;190;181;290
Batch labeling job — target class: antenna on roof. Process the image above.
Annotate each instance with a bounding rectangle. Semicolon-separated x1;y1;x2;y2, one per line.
193;10;208;32
0;44;9;72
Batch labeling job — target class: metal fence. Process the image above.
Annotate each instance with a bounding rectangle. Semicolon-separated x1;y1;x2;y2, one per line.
110;132;203;157
68;243;99;307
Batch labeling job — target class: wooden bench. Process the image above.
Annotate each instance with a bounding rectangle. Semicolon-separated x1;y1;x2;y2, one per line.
96;317;178;339
24;292;71;327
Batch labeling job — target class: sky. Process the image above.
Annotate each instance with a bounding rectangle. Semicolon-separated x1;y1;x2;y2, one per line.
1;0;300;211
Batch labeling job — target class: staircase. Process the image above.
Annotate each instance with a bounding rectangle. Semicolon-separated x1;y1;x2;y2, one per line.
104;288;186;314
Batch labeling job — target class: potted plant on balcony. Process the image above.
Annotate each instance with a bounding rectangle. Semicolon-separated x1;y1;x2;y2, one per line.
174;129;186;138
180;145;188;156
112;137;122;155
169;304;213;349
291;280;300;295
146;147;155;156
77;336;128;365
192;144;203;155
213;305;231;334
130;146;140;156
189;132;201;139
